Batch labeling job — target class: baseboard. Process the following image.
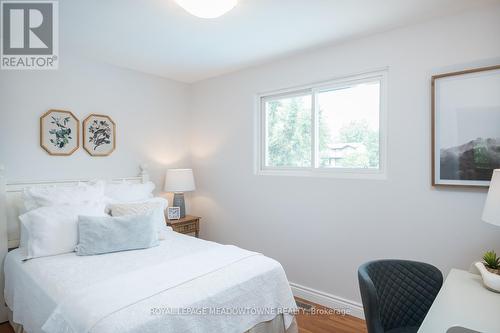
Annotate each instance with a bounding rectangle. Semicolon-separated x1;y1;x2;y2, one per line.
290;282;365;319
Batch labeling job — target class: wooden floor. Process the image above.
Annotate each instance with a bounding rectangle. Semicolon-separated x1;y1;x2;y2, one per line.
295;297;367;333
0;298;366;333
0;323;13;333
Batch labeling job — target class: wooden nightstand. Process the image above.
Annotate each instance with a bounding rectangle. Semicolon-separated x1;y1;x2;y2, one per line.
166;215;201;237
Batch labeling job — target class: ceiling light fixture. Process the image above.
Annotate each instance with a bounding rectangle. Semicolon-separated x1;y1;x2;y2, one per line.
175;0;238;19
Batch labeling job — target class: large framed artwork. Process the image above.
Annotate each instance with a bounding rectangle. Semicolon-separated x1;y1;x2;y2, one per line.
432;65;500;187
83;114;116;156
40;110;80;156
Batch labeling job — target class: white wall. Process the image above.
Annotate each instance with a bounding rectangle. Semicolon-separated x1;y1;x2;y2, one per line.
0;53;191;187
189;5;500;311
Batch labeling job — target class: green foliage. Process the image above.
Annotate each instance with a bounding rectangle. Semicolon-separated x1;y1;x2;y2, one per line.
266;98;312;167
339;150;370;168
338;120;379;168
483;250;500;269
88;119;112;150
49;116;72;149
473;139;490;167
318;108;331;153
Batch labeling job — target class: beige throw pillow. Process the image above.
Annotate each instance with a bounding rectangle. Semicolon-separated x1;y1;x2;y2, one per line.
109;201;167;240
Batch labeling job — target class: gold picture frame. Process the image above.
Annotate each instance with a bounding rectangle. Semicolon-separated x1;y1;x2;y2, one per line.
432;65;500;188
40;109;80;156
82;114;116;156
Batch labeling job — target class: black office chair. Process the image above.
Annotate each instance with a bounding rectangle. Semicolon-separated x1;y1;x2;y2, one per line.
358;260;443;333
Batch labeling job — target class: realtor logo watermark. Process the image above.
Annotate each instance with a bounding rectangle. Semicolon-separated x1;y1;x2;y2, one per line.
1;0;58;69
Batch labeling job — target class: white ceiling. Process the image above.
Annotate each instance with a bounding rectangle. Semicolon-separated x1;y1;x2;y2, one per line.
62;0;499;83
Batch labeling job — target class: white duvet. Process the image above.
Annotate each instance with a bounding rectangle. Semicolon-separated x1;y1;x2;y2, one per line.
4;232;297;333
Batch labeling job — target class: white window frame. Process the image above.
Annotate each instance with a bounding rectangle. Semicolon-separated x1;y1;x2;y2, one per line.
254;69;388;179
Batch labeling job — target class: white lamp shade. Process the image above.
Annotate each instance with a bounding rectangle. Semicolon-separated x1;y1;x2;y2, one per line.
482;169;500;226
164;169;196;193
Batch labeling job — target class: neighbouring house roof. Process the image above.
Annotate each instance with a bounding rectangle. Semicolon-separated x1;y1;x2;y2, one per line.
321;143;367;159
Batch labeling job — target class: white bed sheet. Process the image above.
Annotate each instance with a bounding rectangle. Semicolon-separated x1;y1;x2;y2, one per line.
4;232;297;333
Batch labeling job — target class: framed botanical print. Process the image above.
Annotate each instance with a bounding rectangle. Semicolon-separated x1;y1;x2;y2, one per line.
40;110;79;156
432;65;500;187
83;114;116;156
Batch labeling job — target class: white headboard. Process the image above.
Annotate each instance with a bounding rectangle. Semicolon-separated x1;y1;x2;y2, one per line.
1;164;150;249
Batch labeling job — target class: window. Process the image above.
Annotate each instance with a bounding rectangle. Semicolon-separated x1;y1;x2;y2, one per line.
256;70;387;178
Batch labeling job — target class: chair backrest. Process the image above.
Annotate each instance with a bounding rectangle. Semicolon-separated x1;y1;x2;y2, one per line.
358;260;443;333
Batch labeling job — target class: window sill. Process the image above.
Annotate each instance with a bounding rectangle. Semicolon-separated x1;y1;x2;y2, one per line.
256;168;387;180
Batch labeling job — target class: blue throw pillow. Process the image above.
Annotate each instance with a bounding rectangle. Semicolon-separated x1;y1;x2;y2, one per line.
76;213;159;256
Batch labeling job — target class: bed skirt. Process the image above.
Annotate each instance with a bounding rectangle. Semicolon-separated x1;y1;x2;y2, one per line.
8;308;298;333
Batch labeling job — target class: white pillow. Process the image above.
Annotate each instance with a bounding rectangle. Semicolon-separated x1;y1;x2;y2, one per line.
104;181;155;203
108;197;168;240
19;203;107;260
23;181;105;211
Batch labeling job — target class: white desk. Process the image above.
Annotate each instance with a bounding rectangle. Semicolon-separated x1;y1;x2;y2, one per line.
418;269;500;333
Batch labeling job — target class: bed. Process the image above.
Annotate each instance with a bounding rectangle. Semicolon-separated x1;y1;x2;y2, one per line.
0;166;298;333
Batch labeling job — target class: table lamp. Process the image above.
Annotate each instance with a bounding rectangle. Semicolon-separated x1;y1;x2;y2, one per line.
164;169;196;218
476;169;500;292
482;169;500;227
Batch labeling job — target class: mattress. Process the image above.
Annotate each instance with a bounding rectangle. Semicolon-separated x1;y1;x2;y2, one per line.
4;231;297;333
